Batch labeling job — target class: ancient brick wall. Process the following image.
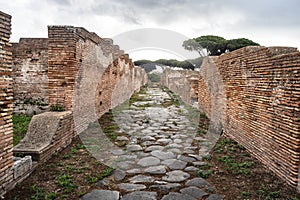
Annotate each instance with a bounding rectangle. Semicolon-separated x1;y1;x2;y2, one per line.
48;26;147;134
48;26;78;110
12;38;48;115
161;68;199;107
198;46;300;191
0;11;14;196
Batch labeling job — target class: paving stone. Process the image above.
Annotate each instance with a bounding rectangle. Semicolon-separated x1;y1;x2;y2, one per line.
129;175;155;183
137;156;160;167
177;155;196;162
141;136;156;141
80;190;119;200
113;169;126;181
118;183;146;192
126;144;143;152
116;160;135;170
144;165;166;174
116;136;129;141
111;149;125;155
184;166;199;172
161;192;197;200
95;178;111;187
174;139;183;143
180;186;208;199
166;143;183;149
126;168;142;175
168;148;182;154
149;183;181;194
162;170;190;182
157;138;172;144
142;141;159;146
185;178;211;188
161;159;187;170
120;155;137;160
122;191;157;200
145;145;164;152
206;194;224;200
183;149;194;154
151;150;176;160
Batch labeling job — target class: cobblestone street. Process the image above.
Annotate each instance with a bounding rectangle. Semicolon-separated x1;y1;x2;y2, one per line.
81;83;223;200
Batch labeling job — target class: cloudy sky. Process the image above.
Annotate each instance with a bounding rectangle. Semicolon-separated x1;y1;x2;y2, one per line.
1;0;299;60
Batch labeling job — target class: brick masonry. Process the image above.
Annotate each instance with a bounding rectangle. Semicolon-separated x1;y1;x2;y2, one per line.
198;46;300;191
0;18;147;195
13;25;147;160
0;11;14;196
12;38;48;115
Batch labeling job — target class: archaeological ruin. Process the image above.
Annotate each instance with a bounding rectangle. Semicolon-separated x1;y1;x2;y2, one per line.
0;10;299;197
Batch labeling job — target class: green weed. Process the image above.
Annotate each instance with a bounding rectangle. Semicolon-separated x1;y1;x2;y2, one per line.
12;114;32;146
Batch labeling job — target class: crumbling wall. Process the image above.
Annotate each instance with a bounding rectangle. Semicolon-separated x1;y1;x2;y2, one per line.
0;11;14;197
161;68;199;107
12;38;48;115
198;46;300;191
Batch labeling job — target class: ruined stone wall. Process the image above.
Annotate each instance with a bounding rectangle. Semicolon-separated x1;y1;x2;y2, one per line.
12;38;48;115
48;26;147;134
0;11;14;196
198;46;300;190
161;68;199;107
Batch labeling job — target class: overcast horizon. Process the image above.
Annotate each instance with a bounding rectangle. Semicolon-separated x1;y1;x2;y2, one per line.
1;0;299;60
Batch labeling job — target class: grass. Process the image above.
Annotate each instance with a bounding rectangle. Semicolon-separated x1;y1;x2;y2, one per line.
97;168;114;180
198;169;212;178
31;185;57;200
86;167;114;184
56;174;77;192
12;114;32;146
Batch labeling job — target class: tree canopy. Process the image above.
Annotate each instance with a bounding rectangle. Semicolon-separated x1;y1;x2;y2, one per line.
183;35;260;56
134;57;202;71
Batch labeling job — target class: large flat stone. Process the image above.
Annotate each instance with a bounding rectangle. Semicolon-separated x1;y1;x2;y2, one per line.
126;144;143;152
145;145;164;152
129;175;155;183
144;165;166;174
177;155;196;163
185;178;211;188
137;156;160;167
118;183;146;192
180;186;208;199
150;183;181;194
122;191;157;200
151;150;176;160
161;159;187;170
80;190;119;200
157;138;172;144
113;169;126;181
162;170;190;182
161;192;197;200
184;166;199;172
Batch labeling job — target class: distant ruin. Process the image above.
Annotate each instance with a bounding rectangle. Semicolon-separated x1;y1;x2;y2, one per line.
0;9;300;196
